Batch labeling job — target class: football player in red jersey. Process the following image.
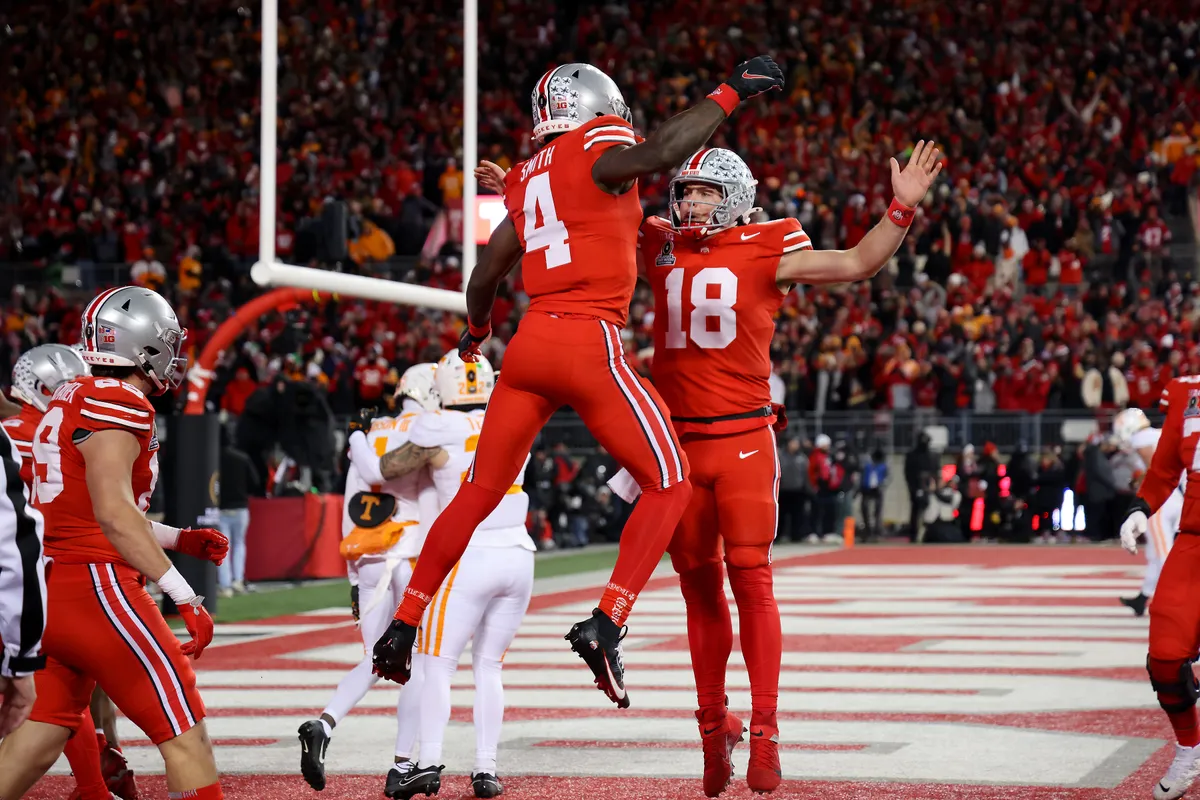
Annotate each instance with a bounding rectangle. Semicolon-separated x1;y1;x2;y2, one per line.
605;142;940;795
0;287;230;800
1120;376;1200;800
3;343;119;800
373;58;784;708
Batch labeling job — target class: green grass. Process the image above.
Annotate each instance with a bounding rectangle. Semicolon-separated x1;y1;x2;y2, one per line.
211;546;639;623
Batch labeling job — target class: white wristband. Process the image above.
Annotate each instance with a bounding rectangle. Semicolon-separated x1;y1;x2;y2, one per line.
151;521;182;549
156;565;198;605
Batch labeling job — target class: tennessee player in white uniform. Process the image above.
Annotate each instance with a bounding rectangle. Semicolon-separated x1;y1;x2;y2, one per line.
298;364;440;792
359;351;534;800
1114;408;1185;616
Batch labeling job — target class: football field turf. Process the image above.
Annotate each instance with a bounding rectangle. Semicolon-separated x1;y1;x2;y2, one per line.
35;543;1167;800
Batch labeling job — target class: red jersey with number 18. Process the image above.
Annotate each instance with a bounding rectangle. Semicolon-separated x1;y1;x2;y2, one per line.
642;215;812;435
503;115;643;327
33;375;159;565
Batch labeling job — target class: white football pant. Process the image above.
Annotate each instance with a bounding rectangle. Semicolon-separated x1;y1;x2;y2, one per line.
321;557;423;761
414;545;534;775
1143;490;1182;597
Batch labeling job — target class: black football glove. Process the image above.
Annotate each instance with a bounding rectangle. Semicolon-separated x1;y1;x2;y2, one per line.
350;585;360;623
348;407;378;437
372;619;418;684
725;55;785;101
458;325;489;364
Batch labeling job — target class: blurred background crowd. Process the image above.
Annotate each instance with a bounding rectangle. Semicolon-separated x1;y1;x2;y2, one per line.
2;0;1199;545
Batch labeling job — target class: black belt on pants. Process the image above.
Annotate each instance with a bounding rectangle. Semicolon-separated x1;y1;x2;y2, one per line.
672;406;774;425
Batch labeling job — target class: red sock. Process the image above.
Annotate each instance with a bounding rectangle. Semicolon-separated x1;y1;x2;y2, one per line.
600;480;692;625
64;708;109;800
678;561;733;712
396;482;503;626
169;782;224;799
727;563;781;729
1168;707;1200;747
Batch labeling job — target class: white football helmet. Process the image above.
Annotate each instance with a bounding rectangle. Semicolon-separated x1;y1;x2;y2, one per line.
530;63;632;143
1113;407;1151;444
396;362;440;411
11;344;90;412
434;350;495;408
669;148;759;237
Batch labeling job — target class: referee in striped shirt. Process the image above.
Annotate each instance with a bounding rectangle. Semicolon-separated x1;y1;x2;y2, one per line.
0;424;46;738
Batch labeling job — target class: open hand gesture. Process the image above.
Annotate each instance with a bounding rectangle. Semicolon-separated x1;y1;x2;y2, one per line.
474;160;507;195
890;140;943;207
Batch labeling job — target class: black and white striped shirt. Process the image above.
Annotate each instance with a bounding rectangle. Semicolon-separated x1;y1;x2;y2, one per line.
0;425;46;677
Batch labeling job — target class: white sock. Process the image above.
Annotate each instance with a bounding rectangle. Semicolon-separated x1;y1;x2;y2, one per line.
321;656;380;727
320;719;333;738
395;653;425;759
417;653;457;767
391;759;413;773
472;655;503;777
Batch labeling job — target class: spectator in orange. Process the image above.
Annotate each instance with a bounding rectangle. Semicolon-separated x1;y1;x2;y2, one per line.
131;247;167;291
178;246;203;294
221;366;260;416
438;158;463;202
348;219;396;265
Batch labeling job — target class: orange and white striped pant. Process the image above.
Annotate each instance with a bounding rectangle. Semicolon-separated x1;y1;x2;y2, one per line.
1144;488;1183;597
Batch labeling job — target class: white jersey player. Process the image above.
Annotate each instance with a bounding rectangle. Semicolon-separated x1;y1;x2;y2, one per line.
298;363;440;791
363;350;535;800
1114;407;1185;616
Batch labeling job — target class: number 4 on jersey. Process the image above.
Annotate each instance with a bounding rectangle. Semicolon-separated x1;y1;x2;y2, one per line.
523;172;571;268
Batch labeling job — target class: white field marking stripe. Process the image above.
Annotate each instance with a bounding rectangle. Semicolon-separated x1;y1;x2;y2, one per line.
599;321;669;489
784;230;808;240
603;321;683;484
90;565;184;736
79;409;152;430
104;565;196;729
583;135;637;151
84;397;150;416
584;125;634;138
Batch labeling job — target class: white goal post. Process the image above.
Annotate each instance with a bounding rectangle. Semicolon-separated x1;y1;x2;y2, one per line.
249;0;475;313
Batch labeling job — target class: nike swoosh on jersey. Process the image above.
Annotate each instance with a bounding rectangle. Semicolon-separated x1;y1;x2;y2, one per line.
739;450;759;459
740;232;761;240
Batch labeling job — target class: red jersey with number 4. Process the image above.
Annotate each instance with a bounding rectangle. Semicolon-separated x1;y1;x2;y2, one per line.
642;215;812;435
504;115;643;327
1140;376;1200;533
33;376;160;565
1;402;42;487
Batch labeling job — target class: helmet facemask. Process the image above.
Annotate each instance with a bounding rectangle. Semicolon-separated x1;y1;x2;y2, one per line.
141;322;188;394
668;149;759;238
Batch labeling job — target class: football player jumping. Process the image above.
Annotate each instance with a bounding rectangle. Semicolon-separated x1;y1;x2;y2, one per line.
372;57;784;712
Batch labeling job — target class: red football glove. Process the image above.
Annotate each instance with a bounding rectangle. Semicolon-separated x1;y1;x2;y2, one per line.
179;598;214;659
459;322;490;364
176;527;229;565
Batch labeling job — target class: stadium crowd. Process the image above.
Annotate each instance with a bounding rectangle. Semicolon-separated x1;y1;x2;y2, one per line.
2;0;1200;540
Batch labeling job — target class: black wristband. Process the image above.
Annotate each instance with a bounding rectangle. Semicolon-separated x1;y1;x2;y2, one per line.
6;653;46;675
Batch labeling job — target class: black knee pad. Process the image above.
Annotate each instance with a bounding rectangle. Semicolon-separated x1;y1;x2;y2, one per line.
1147;655;1200;713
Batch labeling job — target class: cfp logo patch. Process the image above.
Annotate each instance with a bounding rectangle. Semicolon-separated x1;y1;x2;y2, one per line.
655;239;676;267
100;325;116;344
1185;390;1200;418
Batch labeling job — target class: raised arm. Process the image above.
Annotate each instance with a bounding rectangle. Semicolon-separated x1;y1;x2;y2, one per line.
776;140;942;289
591;56;784;191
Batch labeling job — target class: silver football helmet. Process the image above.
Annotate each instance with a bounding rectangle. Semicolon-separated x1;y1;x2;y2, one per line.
79;286;187;394
11;344;90;412
530;63;632;142
669;148;760;237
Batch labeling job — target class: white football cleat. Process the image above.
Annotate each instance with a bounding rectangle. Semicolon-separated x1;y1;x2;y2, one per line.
1155;743;1200;800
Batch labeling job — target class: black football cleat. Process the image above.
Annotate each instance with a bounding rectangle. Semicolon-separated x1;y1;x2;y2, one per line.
385;764;444;799
297;719;330;791
373;619;418;683
1120;593;1148;617
565;608;630;708
472;773;504;798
